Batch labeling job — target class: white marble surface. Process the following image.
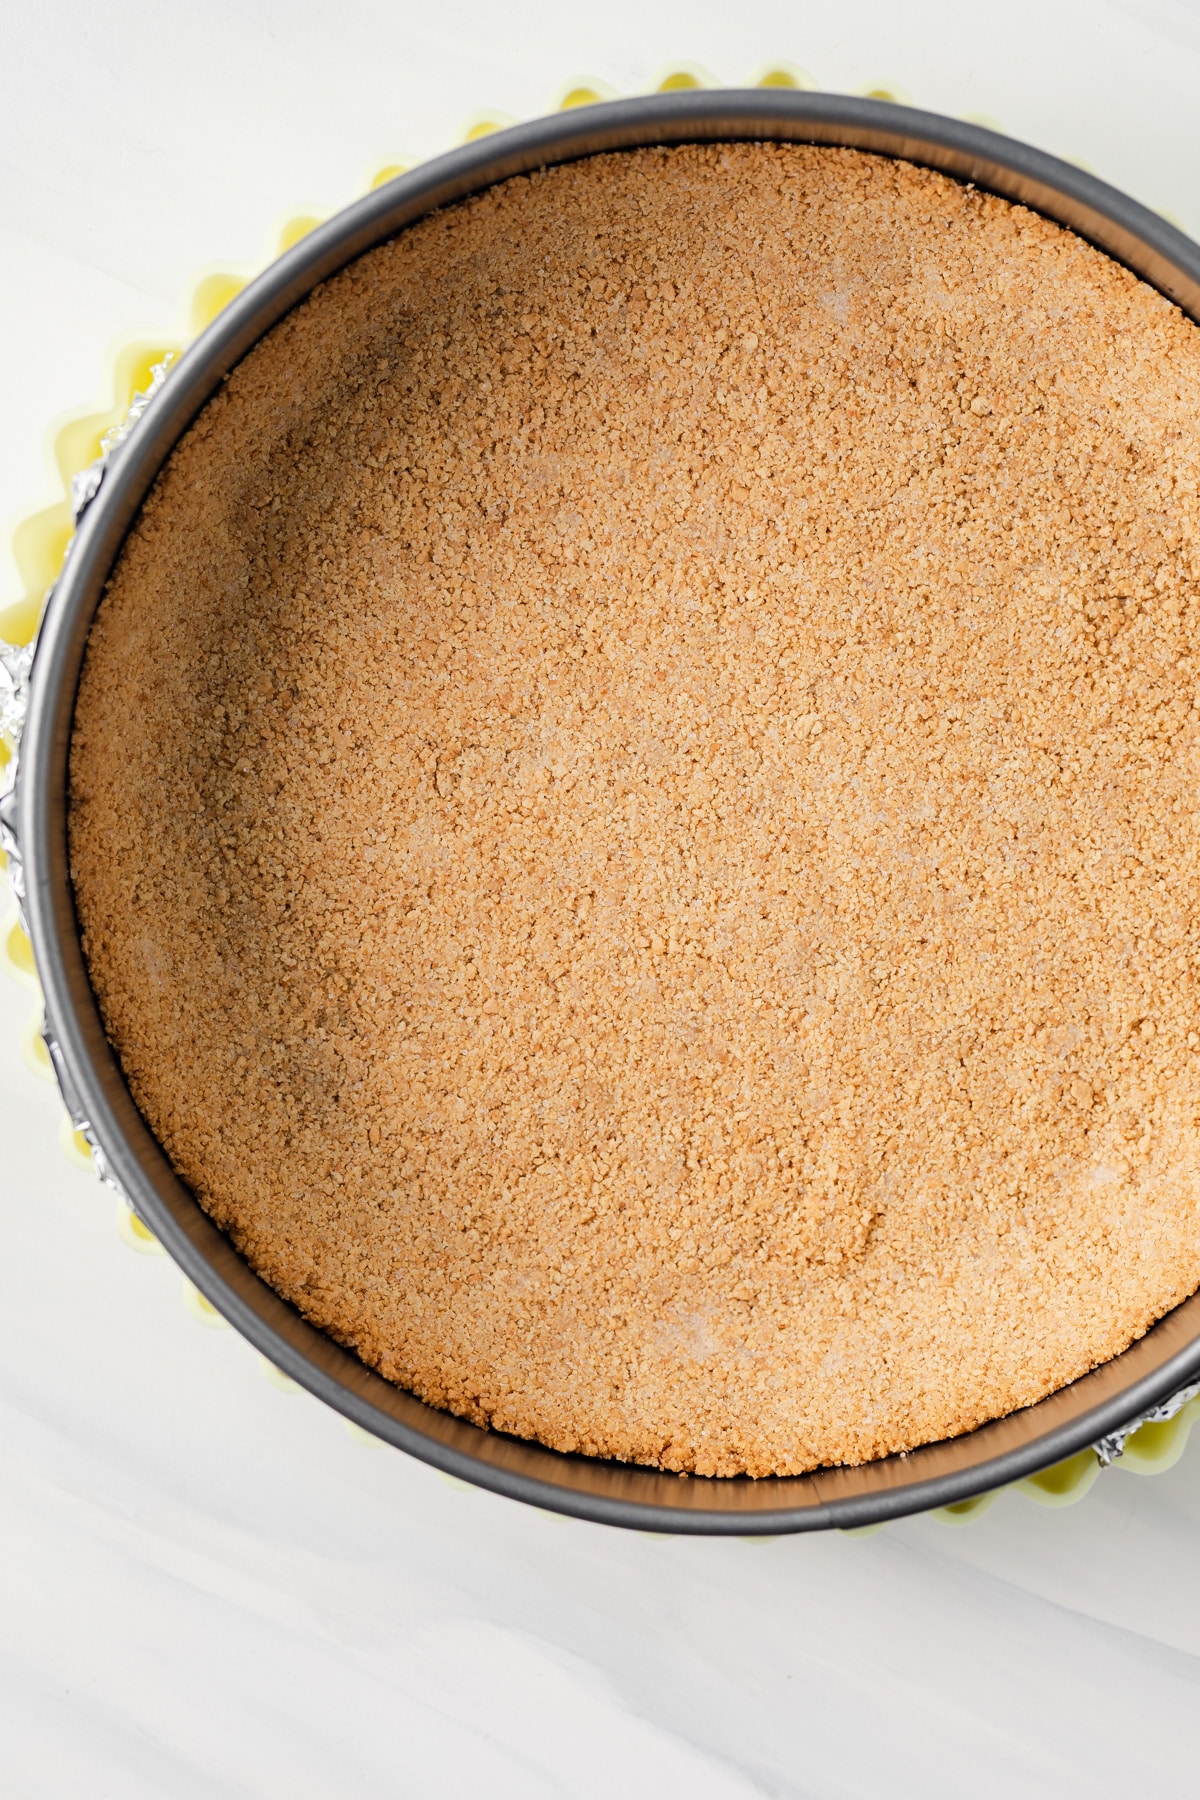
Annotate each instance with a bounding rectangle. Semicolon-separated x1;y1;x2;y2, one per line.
6;3;1200;1791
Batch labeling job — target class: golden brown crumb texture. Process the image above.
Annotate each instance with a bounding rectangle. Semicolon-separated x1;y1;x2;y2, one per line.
69;145;1200;1475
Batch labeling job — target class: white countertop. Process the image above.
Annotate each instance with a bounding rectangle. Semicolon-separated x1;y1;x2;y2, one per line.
5;4;1200;1792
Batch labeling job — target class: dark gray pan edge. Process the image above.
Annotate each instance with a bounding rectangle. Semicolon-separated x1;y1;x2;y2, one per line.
18;90;1200;1532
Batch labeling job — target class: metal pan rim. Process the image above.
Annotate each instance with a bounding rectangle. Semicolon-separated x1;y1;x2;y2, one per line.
19;89;1200;1531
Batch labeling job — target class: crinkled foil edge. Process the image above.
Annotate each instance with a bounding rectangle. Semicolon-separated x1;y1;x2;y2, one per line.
1;353;1195;1479
1093;1378;1200;1466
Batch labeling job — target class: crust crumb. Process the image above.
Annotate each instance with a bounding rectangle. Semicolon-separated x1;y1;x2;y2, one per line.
69;144;1200;1476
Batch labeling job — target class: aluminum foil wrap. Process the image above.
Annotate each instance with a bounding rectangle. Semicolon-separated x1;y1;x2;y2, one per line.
0;638;33;911
1092;1379;1200;1467
0;352;1193;1480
